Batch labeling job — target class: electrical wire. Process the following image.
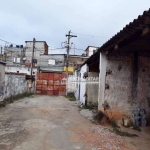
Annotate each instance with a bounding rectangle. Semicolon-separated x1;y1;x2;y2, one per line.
71;31;109;38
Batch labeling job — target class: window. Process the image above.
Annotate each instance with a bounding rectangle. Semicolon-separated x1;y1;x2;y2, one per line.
48;59;55;65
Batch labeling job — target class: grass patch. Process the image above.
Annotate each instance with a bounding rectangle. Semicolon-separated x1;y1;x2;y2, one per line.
0;101;6;107
113;128;138;137
110;119;138;137
132;126;141;132
82;105;93;110
69;97;76;101
65;94;76;102
110;119;119;128
0;92;33;108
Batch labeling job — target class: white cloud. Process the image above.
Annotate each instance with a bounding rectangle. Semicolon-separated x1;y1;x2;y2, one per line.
0;0;150;54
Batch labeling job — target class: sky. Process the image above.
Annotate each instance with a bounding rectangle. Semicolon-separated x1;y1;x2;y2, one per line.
0;0;150;55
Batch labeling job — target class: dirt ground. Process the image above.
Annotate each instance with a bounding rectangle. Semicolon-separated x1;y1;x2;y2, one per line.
0;95;149;150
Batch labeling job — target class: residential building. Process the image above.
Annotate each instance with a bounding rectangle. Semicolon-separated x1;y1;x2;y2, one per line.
4;46;25;66
25;41;48;64
85;46;99;57
63;55;89;74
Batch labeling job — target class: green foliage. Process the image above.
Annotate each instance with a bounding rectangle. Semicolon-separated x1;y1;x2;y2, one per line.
69;97;76;101
110;119;118;128
113;128;138;137
0;92;33;109
110;119;138;137
0;101;6;107
65;94;76;102
82;105;93;110
132;126;141;132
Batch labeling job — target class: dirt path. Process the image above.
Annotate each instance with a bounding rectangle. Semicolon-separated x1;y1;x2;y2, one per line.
0;95;148;150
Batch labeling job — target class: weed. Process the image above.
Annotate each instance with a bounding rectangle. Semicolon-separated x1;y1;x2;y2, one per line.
83;105;93;110
0;92;33;109
113;128;138;137
69;98;76;101
110;119;119;128
109;119;138;137
65;94;76;102
10;99;14;103
0;101;6;107
132;126;141;132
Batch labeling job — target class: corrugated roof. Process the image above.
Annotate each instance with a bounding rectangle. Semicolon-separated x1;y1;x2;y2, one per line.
81;8;150;67
99;8;150;52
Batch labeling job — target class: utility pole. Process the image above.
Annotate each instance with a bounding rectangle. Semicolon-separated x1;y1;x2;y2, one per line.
31;38;36;76
65;30;77;95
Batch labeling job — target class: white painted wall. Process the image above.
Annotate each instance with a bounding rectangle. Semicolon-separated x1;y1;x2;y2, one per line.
98;52;107;107
0;63;5;101
89;47;98;57
79;64;87;105
67;78;75;93
5;66;37;75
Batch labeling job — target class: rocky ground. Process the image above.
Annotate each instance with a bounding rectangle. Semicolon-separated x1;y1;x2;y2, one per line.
0;95;149;150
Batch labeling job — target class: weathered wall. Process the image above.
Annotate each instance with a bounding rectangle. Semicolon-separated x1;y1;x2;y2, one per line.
6;66;37;75
68;76;75;93
68;56;88;66
99;55;133;120
86;72;99;106
3;74;35;100
4;47;25;66
38;54;65;67
26;42;46;61
79;64;87;105
0;63;5;101
99;54;150;122
74;70;80;99
137;56;150;120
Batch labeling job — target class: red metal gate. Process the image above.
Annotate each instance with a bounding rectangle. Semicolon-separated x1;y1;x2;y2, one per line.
36;73;66;96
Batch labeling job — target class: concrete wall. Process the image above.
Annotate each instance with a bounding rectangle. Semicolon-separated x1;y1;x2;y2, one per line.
3;74;35;101
68;56;88;66
0;63;5;101
6;66;37;75
68;75;76;93
25;42;47;61
74;70;79;99
99;54;150;122
79;64;87;105
137;56;150;120
86;72;99;106
101;55;133;120
38;54;65;67
4;47;25;66
99;52;107;106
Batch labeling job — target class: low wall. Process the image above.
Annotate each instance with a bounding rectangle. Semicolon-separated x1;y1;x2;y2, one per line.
0;73;35;101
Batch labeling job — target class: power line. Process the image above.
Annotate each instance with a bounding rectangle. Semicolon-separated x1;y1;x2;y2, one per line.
71;31;109;38
0;38;19;46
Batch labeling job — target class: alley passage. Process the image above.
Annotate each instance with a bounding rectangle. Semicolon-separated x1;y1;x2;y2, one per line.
0;95;136;150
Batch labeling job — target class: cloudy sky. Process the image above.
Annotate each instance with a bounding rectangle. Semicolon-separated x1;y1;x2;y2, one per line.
0;0;150;54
